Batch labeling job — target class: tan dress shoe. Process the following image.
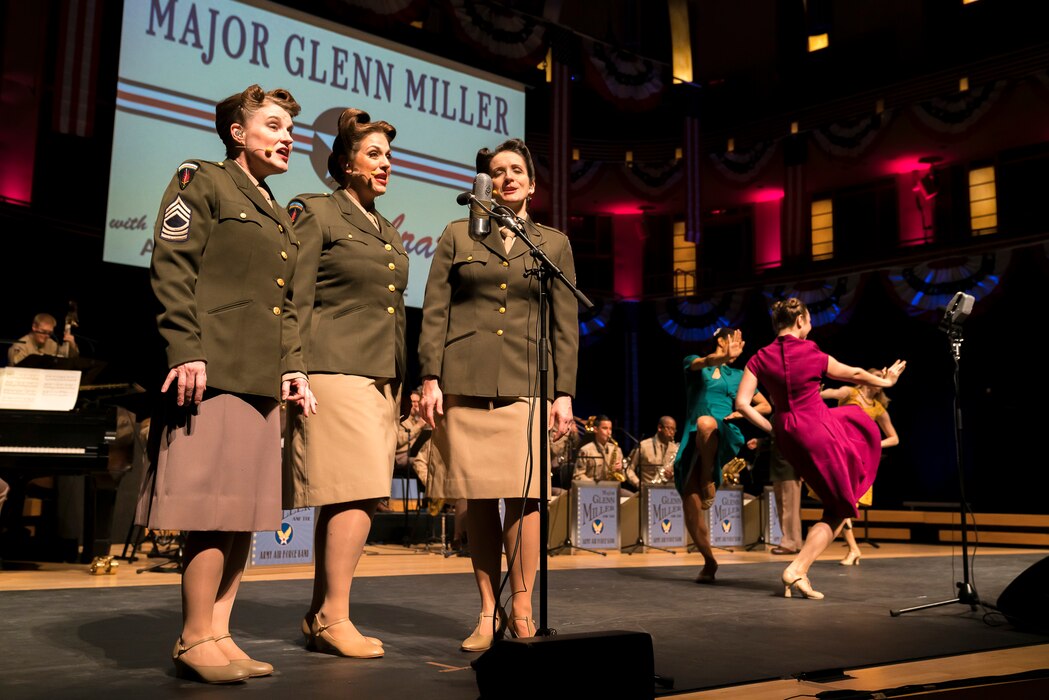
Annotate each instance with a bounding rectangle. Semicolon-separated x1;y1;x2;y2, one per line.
171;637;249;684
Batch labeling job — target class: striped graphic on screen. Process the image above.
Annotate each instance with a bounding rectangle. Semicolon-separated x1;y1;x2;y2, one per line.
54;0;104;137
116;79;474;191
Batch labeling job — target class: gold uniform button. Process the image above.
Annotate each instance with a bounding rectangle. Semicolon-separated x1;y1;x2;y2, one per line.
496;329;504;336
387;306;395;314
239;212;247;219
466;255;473;261
276;278;285;287
280;251;288;260
502;260;509;267
347;234;353;239
499;307;506;314
388;262;396;270
272;307;281;316
500;283;507;290
278;224;284;233
388;284;396;292
384;243;392;251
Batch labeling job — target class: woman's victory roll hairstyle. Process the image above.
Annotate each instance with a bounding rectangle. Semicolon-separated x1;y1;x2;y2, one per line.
327;108;397;187
215;84;300;158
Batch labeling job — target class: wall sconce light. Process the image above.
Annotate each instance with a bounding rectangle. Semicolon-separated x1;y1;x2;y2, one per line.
959;76;970;92
572;148;580;161
726;138;735;154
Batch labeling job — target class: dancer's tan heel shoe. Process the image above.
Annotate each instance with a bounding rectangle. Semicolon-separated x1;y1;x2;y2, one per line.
171;637;249;684
214;634;273;677
301;615;382;650
782;571;824;600
840;551;861;566
309;615;384;658
461;610;506;652
508;616;536;639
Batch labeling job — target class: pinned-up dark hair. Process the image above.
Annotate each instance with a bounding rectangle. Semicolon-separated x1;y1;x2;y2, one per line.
476;138;535;181
215;84;300;158
326;108;397;187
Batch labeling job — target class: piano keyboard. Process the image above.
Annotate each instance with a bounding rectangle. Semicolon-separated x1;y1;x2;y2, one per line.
0;446;87;454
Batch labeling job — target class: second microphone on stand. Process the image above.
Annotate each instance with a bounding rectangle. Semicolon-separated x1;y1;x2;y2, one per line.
456;173;493;241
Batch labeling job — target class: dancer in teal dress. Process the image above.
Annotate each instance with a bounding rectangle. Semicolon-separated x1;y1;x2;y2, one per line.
674;328;771;583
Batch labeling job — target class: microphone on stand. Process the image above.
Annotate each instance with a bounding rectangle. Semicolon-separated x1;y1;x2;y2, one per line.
456;173;493;241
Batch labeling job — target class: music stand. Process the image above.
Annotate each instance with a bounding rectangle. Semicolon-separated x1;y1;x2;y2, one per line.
134;529;184;574
622;481;677;555
548;482;609;557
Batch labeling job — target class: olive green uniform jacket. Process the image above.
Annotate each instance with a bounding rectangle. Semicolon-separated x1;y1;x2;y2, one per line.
286;190;408;380
150;159;304;400
418;217;578;398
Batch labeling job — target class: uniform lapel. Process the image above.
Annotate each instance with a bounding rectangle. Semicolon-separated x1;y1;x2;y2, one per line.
334;190;388;244
377;212;407;255
225;160;284;226
481;226;506;260
506;215;546;261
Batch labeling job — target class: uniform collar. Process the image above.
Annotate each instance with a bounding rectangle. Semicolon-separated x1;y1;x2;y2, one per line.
334;189;406;254
481;212;545;261
224;159;285;228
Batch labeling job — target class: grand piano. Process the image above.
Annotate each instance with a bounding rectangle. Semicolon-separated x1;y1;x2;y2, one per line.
0;361;140;564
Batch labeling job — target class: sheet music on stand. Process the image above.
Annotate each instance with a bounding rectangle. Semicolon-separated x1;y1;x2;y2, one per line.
0;366;81;411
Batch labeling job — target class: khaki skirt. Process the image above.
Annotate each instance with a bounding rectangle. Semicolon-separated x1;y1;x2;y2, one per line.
427;395;549;500
283;373;398;508
136;392;282;532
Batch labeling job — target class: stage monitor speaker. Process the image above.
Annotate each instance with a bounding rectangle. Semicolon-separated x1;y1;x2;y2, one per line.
474;630;654;699
996;555;1049;634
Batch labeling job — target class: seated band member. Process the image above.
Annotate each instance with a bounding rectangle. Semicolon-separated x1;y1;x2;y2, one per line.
573;415;626;484
625;416;679;489
8;313;79;365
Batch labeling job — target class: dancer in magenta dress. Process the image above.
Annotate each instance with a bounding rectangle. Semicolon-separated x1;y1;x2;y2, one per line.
735;298;905;599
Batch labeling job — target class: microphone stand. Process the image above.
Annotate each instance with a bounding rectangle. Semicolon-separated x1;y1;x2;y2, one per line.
478;200;593;636
891;319;979;616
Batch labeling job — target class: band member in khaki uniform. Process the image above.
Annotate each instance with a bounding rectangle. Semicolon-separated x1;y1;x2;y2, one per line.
420;138;578;650
283;109;406;660
7;312;79;365
625;416;679;489
573;415;626;483
136;85;314;684
396;388;428;471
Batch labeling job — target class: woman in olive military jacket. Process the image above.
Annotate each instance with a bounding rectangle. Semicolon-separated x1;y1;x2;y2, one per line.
137;85;314;684
284;109;405;659
419;139;578;649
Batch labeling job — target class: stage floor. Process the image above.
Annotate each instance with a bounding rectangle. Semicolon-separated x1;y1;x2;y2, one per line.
1;544;1047;699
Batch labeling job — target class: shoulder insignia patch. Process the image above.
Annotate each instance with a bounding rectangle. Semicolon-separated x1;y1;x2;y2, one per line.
287;199;306;224
160;195;191;242
177;162;199;190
